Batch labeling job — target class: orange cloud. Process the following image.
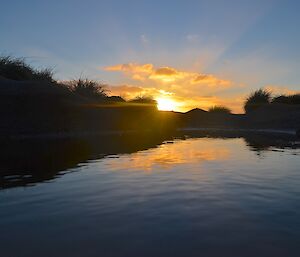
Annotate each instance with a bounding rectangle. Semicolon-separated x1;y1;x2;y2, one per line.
105;63;153;73
104;63;231;87
105;63;153;81
155;67;178;76
265;85;300;96
107;85;170;100
192;74;231;87
149;67;188;82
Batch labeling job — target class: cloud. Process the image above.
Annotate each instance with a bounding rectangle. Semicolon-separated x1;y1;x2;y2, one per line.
149;67;188;82
186;34;199;43
140;34;149;45
265;85;300;96
105;63;153;75
107;84;168;100
154;67;178;76
104;63;232;87
192;74;231;87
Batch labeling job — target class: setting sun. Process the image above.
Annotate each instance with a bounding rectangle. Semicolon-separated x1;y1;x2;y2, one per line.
156;97;178;111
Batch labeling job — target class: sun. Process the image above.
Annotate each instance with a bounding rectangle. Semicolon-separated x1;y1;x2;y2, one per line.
156;97;177;111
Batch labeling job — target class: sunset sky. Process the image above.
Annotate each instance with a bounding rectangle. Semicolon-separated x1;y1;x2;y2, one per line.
1;0;300;112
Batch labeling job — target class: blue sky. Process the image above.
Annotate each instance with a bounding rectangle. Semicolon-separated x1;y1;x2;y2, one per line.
1;0;300;112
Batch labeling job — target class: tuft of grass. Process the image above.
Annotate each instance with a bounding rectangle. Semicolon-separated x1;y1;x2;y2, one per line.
70;79;107;100
129;95;157;104
107;96;125;102
208;105;231;114
244;88;271;113
0;55;54;82
34;68;54;82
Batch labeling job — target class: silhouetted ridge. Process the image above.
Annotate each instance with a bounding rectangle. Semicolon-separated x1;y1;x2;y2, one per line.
185;108;208;114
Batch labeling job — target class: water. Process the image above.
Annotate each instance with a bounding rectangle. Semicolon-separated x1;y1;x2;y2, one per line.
1;134;300;257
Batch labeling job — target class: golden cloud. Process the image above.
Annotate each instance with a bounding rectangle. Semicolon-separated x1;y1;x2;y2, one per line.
105;63;153;73
150;67;187;82
104;63;231;87
105;63;153;81
265;85;300;96
155;67;178;76
192;74;231;87
107;85;169;100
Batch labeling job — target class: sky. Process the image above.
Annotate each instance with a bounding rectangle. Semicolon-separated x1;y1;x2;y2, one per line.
1;0;300;112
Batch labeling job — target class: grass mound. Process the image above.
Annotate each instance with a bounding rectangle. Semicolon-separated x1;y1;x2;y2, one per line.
0;56;54;82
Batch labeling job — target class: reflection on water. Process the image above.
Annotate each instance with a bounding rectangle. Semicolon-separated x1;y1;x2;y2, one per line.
0;132;169;188
0;131;299;188
106;139;230;171
1;132;300;257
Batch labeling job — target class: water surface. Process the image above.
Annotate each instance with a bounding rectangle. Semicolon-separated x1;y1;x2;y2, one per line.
1;135;300;257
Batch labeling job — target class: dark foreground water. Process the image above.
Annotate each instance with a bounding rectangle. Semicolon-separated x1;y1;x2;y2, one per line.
1;133;300;257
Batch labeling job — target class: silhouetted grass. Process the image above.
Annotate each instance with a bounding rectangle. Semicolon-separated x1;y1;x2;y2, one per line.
0;56;54;82
128;95;157;104
208;106;231;114
244;89;300;114
69;79;107;100
244;88;271;113
33;68;54;82
107;96;125;102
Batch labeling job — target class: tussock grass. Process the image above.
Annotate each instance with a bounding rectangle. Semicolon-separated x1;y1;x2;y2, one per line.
68;79;107;99
128;95;156;104
208;106;231;114
244;88;271;113
0;56;54;82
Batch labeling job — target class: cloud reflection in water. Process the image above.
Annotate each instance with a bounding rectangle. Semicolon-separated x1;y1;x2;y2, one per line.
104;139;230;172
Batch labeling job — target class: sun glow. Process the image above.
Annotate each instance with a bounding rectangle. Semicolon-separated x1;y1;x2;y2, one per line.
156;97;178;111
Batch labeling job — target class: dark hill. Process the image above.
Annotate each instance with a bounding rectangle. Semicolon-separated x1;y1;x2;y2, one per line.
245;104;300;129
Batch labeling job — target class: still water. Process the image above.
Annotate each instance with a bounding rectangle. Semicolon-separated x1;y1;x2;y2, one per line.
1;134;300;257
